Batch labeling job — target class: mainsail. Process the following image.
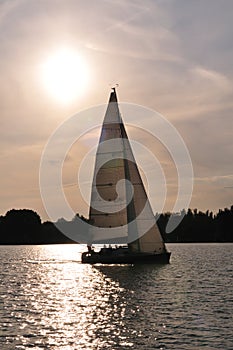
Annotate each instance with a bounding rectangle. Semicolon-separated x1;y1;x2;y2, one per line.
89;88;166;254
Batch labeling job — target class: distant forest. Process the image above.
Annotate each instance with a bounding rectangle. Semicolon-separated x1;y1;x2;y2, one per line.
0;206;232;244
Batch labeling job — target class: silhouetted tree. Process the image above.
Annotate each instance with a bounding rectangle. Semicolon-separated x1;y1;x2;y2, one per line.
0;206;232;244
1;209;41;243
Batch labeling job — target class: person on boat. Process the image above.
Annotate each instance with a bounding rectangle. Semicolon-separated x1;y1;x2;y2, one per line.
87;245;93;253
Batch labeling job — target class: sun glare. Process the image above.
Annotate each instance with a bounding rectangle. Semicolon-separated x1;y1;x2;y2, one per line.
41;48;90;104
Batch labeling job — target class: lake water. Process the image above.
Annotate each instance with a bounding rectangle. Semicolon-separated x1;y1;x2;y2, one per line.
0;244;232;349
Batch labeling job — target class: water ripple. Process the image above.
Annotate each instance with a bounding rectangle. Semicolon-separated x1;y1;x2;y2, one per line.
0;244;232;349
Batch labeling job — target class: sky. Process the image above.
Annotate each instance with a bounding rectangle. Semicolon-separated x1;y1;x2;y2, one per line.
0;0;233;221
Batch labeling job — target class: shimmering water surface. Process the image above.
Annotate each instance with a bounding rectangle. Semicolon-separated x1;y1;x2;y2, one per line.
0;244;232;349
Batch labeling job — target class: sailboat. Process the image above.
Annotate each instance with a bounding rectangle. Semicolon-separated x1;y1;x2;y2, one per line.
81;88;171;264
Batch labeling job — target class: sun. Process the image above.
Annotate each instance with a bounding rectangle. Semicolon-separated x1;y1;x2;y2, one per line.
40;48;90;104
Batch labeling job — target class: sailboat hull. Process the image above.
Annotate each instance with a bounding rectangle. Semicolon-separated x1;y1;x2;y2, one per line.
81;250;171;264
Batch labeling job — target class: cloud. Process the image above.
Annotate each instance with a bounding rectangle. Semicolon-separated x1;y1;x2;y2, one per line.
85;1;183;63
0;0;233;219
192;67;231;89
0;0;22;24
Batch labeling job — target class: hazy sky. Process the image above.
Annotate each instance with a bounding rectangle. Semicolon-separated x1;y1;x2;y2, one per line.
1;0;233;221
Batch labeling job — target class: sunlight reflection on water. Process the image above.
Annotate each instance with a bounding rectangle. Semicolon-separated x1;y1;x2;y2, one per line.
0;244;232;349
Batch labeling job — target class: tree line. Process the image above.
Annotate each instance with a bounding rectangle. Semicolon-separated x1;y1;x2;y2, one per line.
158;206;233;243
0;206;232;244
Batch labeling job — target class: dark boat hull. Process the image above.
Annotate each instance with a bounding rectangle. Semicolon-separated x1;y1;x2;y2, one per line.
81;250;171;264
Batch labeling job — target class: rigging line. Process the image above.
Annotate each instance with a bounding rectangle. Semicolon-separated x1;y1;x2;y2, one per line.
63;183;78;188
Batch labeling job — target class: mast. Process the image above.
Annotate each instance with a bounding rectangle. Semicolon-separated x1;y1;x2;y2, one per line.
89;88;166;253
